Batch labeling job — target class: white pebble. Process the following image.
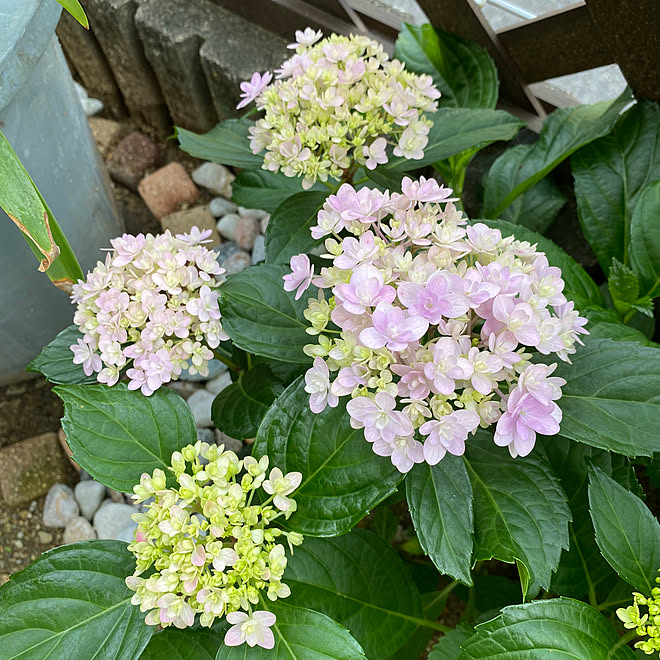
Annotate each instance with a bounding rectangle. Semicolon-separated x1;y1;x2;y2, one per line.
63;516;97;543
206;371;233;396
252;235;266;265
192;162;235;196
209;197;237;217
215;430;243;453
43;484;79;528
187;389;215;427
260;214;270;235
238;207;269;220
74;480;106;521
216;213;240;241
94;502;138;540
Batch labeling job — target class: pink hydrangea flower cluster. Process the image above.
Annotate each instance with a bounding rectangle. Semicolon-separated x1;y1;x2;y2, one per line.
238;29;440;189
70;228;228;395
285;177;588;472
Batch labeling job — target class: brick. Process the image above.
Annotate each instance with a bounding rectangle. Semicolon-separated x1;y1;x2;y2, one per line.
200;14;288;120
138;162;199;219
0;433;71;506
107;131;163;190
83;0;170;134
88;117;122;157
161;206;221;246
135;0;221;132
56;11;126;118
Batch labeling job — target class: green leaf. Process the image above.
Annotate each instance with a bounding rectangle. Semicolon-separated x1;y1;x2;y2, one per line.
26;324;97;385
370;505;398;543
464;431;570;598
547;337;660;456
572;100;660;272
219;264;313;364
583;307;658;347
216;602;366;659
176;119;263;169
394;23;498;109
609;257;640;305
285;529;424;659
544;437;637;600
405;457;474;584
589;465;660;594
232;170;325;214
481;144;566;232
253;378;403;536
429;624;474;659
630;180;660;299
55;382;195;492
0;540;152;659
483;88;633;219
265;192;327;265
381;108;524;172
212;365;284;440
458;598;635;659
142;627;224;660
476;219;603;308
0;129;83;287
56;0;89;28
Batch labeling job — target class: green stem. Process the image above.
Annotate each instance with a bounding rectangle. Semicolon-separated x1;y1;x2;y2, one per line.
460;584;477;624
623;309;636;324
212;349;241;373
246;352;253;370
607;629;638;658
424;579;459;616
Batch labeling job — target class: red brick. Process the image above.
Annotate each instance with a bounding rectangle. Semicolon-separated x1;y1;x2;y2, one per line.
138;162;199;219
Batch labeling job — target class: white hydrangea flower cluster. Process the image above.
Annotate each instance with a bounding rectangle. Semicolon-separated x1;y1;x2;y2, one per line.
126;441;303;637
239;28;440;189
284;177;588;472
70;228;228;395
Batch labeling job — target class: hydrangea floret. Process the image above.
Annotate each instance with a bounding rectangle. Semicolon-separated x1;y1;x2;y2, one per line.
617;572;660;655
285;177;588;472
238;28;440;189
70;228;227;395
125;441;303;649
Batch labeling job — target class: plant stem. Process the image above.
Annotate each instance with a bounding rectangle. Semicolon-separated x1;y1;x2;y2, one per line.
212;349;241;373
424;580;459;616
606;630;638;658
623;309;636;324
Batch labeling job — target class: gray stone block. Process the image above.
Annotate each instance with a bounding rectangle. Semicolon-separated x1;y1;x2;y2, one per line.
84;0;170;134
56;11;125;117
135;0;220;132
200;12;288;120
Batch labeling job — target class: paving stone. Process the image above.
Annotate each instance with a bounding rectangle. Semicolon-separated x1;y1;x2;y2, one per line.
192;162;234;197
107;131;163;189
200;14;288;120
74;480;106;521
160;206;221;245
56;10;126;118
138;162;199;219
209;197;237;217
94;502;138;540
83;0;170;134
0;433;71;506
43;484;79;528
222;251;251;275
135;0;221;132
63;516;97;543
234;215;259;251
88;117;122;156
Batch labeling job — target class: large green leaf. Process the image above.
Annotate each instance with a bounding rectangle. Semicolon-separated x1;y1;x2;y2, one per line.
429;625;474;659
265;192;327;265
583;307;658;347
464;432;570;599
544;437;638;601
216;602;366;659
253;378;403;536
381;108;524;172
232;170;326;214
405;457;474;584
177;119;263;169
589;466;660;594
478;219;603;308
548;337;660;457
55;382;195;492
212;365;284;440
572;100;660;271
57;0;89;28
219;264;313;364
27;324;97;385
0;540;152;659
394;23;498;109
483;89;633;219
630;180;660;299
458;598;635;659
285;530;424;659
0;129;83;287
141;627;224;660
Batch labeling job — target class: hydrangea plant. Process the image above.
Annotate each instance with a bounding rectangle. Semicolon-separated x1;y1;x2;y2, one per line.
2;22;660;660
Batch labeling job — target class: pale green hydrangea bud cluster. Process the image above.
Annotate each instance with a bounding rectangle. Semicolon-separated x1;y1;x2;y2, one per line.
244;29;440;189
125;442;303;630
617;572;660;655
